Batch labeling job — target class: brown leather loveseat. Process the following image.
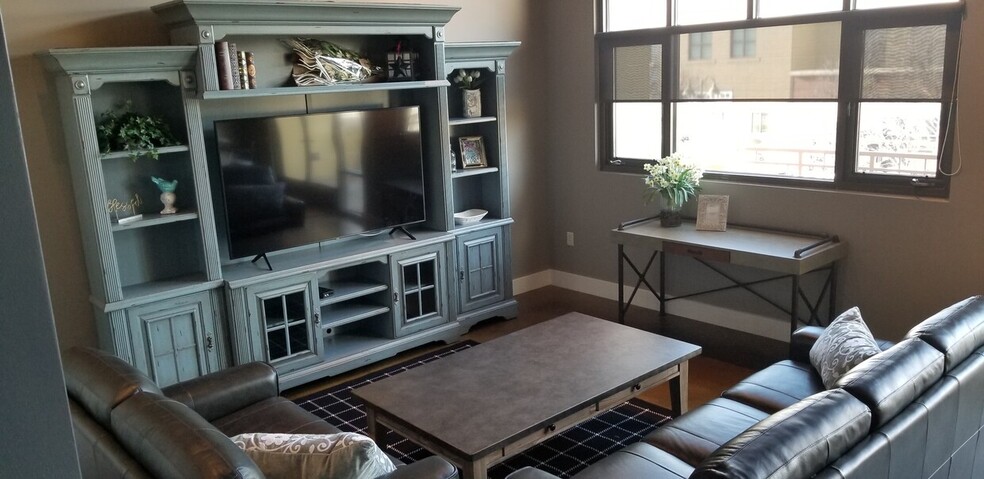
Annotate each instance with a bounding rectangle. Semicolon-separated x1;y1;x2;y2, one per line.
63;346;458;479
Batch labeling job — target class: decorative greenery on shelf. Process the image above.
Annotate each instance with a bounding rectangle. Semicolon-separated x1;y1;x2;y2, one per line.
643;152;703;209
451;69;484;90
96;101;179;161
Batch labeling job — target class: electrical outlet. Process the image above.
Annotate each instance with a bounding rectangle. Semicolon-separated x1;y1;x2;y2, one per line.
566;232;574;246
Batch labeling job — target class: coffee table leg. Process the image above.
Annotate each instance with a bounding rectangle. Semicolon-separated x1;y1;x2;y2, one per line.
669;360;689;416
365;408;389;450
460;458;490;479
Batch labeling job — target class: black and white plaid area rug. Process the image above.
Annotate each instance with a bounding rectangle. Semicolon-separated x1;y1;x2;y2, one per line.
293;341;673;479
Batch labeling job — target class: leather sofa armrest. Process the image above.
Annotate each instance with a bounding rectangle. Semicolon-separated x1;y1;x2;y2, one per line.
504;467;563;479
790;326;825;363
162;362;279;422
790;326;895;364
379;456;459;479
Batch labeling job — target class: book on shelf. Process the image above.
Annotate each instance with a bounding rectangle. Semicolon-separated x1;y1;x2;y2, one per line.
214;41;235;90
237;50;250;90
245;51;257;89
228;42;241;90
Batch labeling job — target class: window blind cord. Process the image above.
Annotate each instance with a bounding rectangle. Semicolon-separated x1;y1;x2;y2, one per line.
937;27;962;177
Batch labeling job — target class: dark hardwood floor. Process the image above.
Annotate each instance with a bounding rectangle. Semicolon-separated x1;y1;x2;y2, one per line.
286;286;755;412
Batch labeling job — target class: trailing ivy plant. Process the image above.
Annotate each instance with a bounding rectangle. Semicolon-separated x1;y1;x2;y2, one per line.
96;101;179;161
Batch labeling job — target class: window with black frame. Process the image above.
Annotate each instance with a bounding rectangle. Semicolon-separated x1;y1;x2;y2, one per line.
597;0;963;197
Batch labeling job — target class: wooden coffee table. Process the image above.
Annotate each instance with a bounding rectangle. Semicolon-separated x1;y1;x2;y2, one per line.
351;312;701;479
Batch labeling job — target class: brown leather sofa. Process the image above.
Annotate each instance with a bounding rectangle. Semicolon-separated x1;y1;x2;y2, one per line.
63;346;458;479
508;296;984;479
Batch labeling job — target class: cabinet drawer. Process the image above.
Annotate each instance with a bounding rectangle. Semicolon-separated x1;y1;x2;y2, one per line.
663;242;731;263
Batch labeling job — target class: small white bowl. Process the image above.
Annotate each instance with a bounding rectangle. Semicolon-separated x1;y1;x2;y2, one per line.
454;208;488;225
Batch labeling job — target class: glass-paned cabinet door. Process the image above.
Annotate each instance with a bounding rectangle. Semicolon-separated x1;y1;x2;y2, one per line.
245;274;323;372
391;243;449;337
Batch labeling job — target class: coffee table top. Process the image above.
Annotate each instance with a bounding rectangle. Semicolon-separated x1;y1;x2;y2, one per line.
351;312;701;459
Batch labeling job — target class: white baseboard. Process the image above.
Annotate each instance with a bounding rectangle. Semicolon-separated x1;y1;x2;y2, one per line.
512;270;554;295
514;269;789;342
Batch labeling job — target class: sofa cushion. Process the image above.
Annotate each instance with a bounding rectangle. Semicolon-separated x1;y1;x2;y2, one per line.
69;400;153;479
834;337;944;428
62;346;163;426
163;362;279;422
906;295;984;372
569;442;695;479
213;396;342;437
721;360;825;413
111;391;262;479
643;398;769;467
232;432;396;479
692;389;871;479
810;307;882;389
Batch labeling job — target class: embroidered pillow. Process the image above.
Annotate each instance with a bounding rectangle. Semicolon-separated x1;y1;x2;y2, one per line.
809;307;881;389
231;432;396;479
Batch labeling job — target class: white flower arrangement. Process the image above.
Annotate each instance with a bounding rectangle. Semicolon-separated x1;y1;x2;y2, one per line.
643;153;703;209
451;69;483;90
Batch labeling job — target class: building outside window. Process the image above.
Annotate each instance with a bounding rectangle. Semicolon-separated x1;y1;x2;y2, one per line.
596;0;962;197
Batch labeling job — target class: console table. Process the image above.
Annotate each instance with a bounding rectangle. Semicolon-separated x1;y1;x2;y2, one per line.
611;219;847;338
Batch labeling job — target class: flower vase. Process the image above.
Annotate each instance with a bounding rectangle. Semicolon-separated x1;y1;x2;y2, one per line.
462;89;481;118
660;200;682;227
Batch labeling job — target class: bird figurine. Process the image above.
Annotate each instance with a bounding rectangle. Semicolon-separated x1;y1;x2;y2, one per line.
151;176;178;214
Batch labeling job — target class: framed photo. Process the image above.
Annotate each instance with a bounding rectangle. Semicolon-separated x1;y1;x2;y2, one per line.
696;195;729;231
458;136;487;169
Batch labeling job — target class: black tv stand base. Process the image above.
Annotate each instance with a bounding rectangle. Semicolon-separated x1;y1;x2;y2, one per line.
251;253;273;271
389;226;416;240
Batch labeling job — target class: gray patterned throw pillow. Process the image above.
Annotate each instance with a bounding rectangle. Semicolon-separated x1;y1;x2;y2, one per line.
809;307;881;389
232;432;396;479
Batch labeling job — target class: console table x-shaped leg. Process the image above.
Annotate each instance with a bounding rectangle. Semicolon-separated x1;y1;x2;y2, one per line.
617;244;840;339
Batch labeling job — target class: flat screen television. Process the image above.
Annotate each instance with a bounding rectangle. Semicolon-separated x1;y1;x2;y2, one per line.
215;106;426;260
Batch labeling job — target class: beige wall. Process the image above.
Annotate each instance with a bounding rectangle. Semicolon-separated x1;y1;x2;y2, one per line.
0;0;550;349
544;0;984;340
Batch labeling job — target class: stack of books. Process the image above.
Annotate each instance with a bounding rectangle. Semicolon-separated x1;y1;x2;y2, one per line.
215;41;257;90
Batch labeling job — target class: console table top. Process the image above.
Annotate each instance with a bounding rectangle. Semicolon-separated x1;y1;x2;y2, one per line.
611;219;847;275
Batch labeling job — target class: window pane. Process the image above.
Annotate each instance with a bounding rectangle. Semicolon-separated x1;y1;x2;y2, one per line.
758;0;843;18
862;25;946;100
676;102;838;180
855;0;958;9
688;32;712;60
614;102;662;160
856;102;940;177
730;29;756;58
607;0;667;31
615;45;662;100
678;23;840;100
676;0;746;25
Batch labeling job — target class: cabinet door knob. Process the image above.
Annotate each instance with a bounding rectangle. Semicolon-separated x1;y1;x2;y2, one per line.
459;271;465;282
314;312;321;325
393;292;400;304
206;333;214;352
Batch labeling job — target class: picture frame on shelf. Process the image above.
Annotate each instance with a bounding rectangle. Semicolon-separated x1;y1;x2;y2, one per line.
696;195;729;231
458;136;487;169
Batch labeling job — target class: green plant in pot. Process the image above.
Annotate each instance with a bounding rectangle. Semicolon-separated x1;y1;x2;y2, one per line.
643;152;703;227
97;101;179;161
